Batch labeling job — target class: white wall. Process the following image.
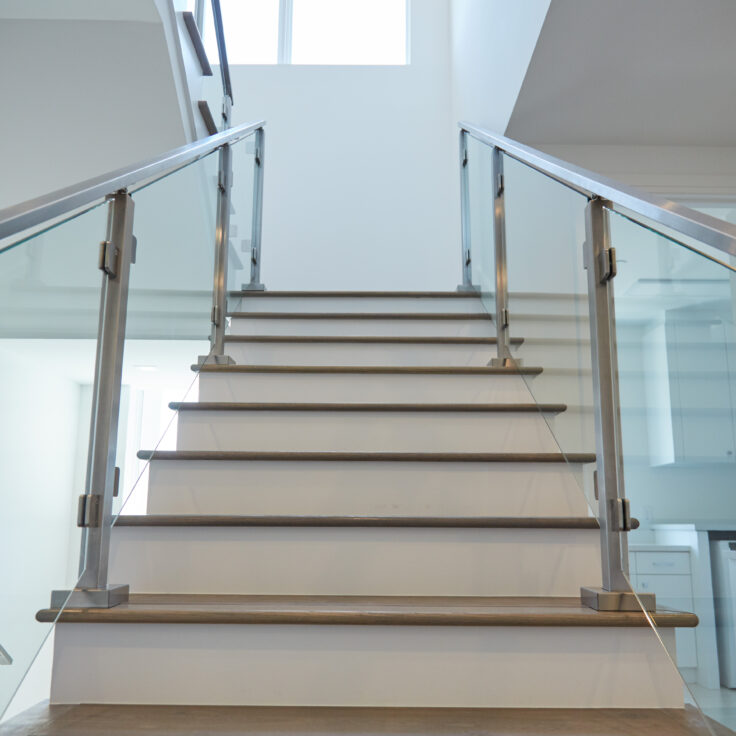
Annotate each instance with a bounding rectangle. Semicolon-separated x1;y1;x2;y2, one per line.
449;0;550;134
211;0;459;291
500;0;736;200
0;7;190;210
506;0;736;148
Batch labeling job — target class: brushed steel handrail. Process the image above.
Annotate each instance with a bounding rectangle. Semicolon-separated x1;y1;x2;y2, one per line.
0;120;265;242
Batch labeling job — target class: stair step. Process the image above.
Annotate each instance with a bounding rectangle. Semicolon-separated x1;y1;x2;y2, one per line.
115;515;601;529
3;702;725;735
195;364;543;374
145;457;591;517
228;315;495;337
45;614;683;708
170;404;565;453
231;291;482;297
227;312;493;320
107;523;601;597
222;336;521;366
37;594;695;627
169;402;565;413
139;450;596;463
224;335;519;343
196;366;539;403
228;293;487;315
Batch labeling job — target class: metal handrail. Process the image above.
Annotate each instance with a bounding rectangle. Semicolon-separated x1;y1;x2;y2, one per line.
210;0;233;103
460;122;736;258
0;120;265;243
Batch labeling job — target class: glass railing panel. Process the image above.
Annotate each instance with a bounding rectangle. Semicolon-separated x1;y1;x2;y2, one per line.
115;151;219;517
609;207;736;733
465;135;495;315
0;204;107;721
502;153;597;513
226;131;259;313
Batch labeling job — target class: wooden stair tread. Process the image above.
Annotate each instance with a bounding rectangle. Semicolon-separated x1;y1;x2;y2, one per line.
223;335;523;344
227;312;493;320
113;514;602;529
168;402;567;413
137;450;596;463
193;364;543;374
36;594;697;628
230;290;481;298
7;703;727;735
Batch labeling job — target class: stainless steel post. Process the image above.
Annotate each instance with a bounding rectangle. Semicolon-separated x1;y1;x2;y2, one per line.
490;147;512;367
201;143;235;364
51;191;134;609
580;197;654;611
458;129;473;290
244;127;265;291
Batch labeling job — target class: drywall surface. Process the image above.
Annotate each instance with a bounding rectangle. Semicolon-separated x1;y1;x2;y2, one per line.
449;0;550;134
507;0;736;147
212;0;459;290
0;15;188;210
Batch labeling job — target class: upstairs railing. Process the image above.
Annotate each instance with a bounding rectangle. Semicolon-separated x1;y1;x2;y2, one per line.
458;121;736;612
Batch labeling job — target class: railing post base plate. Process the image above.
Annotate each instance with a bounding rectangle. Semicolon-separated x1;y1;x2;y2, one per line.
197;354;235;366
581;586;656;612
50;584;129;610
490;356;521;368
455;284;478;293
241;283;266;291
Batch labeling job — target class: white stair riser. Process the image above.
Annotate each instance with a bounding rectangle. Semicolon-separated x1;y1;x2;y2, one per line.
226;342;495;366
50;624;682;708
507;317;588;340
513;339;592;371
109;527;602;596
229;318;495;338
234;296;486;314
547;409;652;460
174;411;561;453
546;411;597;456
146;459;592;517
197;373;536;404
509;293;587;317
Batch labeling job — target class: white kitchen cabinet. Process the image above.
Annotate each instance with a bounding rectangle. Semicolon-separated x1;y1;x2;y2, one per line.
630;546;697;670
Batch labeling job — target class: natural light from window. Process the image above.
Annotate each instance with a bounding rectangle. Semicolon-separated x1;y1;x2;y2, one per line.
204;0;280;65
202;0;408;66
291;0;407;65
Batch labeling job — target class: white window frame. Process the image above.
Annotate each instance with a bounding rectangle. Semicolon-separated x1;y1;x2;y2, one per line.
277;0;294;64
279;0;409;66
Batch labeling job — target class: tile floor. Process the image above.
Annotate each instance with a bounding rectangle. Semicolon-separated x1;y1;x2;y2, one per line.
690;684;736;732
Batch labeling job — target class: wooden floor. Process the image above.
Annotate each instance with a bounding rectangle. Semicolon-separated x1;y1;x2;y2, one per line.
36;594;698;627
1;703;732;735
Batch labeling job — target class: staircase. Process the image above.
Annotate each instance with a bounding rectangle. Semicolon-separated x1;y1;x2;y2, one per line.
36;291;695;716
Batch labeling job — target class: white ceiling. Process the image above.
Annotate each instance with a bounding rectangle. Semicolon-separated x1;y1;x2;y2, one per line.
506;0;736;146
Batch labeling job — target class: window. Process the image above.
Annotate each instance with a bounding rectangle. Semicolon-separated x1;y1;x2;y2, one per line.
203;0;280;65
202;0;408;66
